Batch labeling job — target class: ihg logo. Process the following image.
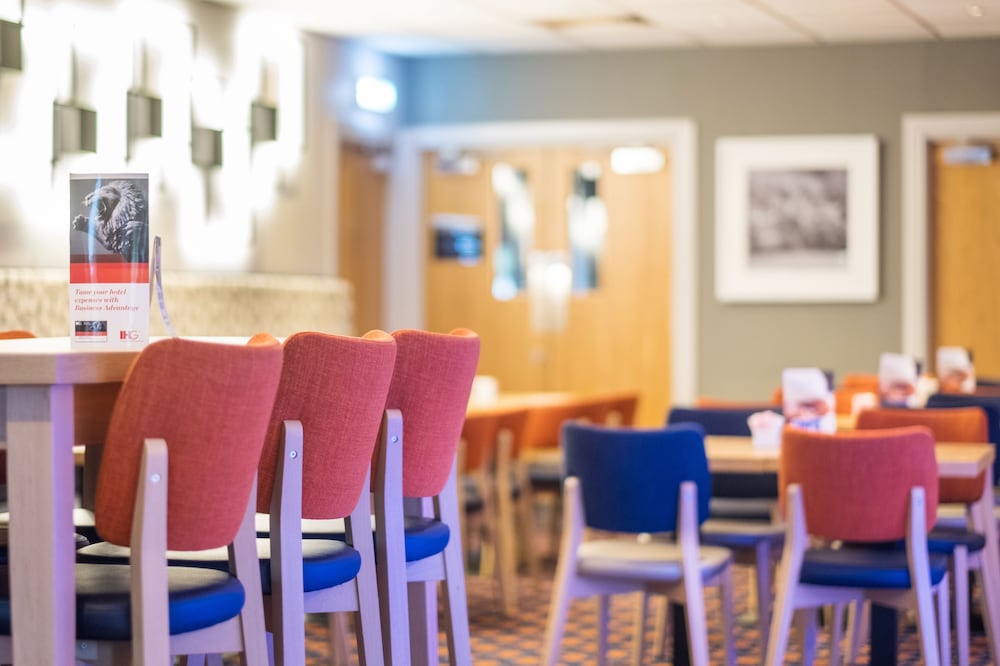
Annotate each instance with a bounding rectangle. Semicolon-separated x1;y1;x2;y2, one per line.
119;330;141;341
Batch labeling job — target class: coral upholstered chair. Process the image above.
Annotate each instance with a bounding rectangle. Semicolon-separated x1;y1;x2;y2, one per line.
765;427;950;666
375;328;480;666
543;422;735;666
855;406;996;666
79;331;398;665
43;336;283;664
253;330;397;664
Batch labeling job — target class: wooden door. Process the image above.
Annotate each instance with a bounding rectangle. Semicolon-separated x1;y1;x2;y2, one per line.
338;142;386;335
930;141;1000;376
424;146;672;425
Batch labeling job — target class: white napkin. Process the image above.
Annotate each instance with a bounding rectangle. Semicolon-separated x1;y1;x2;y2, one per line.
748;410;784;449
937;346;976;394
782;367;836;433
878;352;918;407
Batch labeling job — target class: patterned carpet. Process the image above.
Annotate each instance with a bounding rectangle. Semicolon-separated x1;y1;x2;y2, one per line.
298;565;995;664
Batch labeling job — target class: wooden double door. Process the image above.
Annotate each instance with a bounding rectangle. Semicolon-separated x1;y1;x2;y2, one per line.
423;146;673;426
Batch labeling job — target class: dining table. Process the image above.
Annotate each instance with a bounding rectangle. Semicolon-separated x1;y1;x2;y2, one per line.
0;336;246;663
688;433;1000;666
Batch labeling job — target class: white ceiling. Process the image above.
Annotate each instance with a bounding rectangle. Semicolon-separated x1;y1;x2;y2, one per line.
214;0;1000;56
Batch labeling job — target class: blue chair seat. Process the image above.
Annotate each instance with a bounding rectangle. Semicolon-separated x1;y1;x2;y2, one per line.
800;546;949;589
700;519;784;549
251;514;450;563
577;540;732;582
77;537;361;594
926;526;986;554
0;563;244;640
402;517;451;562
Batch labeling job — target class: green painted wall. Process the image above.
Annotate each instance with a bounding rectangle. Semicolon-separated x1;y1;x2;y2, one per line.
401;39;1000;400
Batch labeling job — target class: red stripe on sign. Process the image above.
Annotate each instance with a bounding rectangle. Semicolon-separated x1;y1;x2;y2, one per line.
70;263;150;284
74;332;107;337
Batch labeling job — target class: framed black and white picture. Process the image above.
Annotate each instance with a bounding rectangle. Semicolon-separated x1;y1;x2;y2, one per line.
715;134;879;302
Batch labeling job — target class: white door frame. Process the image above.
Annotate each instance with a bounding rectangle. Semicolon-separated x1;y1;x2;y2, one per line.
386;118;699;404
901;112;1000;362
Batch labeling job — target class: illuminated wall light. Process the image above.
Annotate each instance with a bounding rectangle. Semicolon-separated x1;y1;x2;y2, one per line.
610;146;665;174
355;74;397;114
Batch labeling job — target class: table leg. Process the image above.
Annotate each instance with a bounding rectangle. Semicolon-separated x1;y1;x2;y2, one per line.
869;604;898;665
672;602;690;666
6;384;77;664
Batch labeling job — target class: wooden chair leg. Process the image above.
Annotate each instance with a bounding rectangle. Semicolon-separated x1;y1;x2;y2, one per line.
721;565;736;666
954;548;969;666
755;540;774;656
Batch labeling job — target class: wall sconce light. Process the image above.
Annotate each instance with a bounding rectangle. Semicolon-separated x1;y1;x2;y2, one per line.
0;18;22;71
52;45;96;166
53;101;97;162
526;251;573;334
126;90;162;159
250;100;277;145
191;125;222;168
126;41;162;162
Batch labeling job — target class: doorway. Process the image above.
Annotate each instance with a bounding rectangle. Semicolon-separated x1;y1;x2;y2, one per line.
423;145;672;426
901;113;1000;370
929;139;1000;376
338;141;387;335
388;118;698;410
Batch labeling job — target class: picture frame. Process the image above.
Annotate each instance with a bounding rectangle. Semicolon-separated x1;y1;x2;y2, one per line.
715;134;879;303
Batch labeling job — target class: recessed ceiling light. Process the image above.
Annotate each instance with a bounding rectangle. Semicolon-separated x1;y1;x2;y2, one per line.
967;5;985;18
536;13;649;31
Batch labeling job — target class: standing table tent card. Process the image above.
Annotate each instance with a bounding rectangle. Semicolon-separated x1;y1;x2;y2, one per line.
782;367;836;433
878;352;919;407
937;346;976;394
69;174;150;348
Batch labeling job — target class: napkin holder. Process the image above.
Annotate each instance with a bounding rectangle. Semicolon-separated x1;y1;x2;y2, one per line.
748;410;784;450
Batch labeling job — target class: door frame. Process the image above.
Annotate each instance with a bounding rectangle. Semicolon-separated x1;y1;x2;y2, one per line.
902;112;1000;362
387;118;698;403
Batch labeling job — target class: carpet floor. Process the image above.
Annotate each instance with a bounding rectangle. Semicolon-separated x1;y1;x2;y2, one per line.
296;565;994;664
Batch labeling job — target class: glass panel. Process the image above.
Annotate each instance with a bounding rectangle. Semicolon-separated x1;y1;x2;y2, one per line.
492;163;534;300
567;160;606;291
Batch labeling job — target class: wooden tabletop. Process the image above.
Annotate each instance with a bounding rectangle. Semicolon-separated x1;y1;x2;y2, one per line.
706;434;995;478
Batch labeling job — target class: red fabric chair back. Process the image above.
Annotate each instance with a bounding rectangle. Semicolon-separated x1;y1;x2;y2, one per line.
386;329;480;498
95;336;283;550
856;406;988;504
780;426;938;542
256;330;397;519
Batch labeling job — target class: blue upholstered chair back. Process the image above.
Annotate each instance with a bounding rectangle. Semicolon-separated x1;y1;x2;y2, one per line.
667;406;779;499
926;393;1000;479
562;422;711;533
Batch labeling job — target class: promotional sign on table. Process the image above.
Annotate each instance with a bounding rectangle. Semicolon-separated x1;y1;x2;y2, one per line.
69;174;149;349
782;367;836;433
